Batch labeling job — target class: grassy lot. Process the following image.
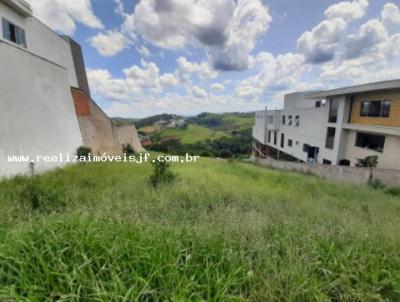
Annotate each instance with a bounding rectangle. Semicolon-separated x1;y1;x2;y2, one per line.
157;124;225;144
0;158;399;301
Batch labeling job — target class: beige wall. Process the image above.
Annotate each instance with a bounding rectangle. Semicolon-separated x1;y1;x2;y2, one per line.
342;130;400;169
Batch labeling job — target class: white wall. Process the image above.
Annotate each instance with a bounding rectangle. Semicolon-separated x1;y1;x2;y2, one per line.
0;39;82;177
343;130;400;169
253;110;267;144
0;1;78;87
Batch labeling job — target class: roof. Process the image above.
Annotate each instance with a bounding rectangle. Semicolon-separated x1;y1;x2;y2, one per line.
307;79;400;99
1;0;32;17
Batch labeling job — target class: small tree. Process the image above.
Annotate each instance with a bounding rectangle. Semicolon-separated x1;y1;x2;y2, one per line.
356;155;378;180
149;160;176;187
76;146;92;162
123;143;135;156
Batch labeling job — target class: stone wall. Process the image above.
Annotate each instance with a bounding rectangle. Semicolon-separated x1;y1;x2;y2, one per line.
252;156;400;187
71;88;143;155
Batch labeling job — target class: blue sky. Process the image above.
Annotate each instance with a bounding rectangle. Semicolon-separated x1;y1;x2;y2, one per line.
28;0;400;117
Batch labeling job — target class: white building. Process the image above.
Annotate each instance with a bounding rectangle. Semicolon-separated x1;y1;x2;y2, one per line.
253;79;400;170
0;0;84;177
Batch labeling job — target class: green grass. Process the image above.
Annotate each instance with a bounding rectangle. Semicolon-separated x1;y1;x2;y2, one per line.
220;114;254;131
0;158;400;301
158;124;225;144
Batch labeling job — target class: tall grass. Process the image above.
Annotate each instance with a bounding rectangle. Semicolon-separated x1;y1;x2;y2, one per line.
0;158;399;301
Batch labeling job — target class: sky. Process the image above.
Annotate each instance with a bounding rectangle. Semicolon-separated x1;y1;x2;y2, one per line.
27;0;400;118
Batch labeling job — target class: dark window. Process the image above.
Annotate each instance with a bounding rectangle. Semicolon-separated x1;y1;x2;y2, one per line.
328;99;339;123
295;115;300;126
355;132;385;153
282;115;286;125
288;139;293;147
2;18;26;48
281;133;285;148
323;159;332;165
273;132;277;145
288;115;292;126
339;159;350;166
360;100;390;118
315;100;322;108
325;127;336;149
303;144;310;152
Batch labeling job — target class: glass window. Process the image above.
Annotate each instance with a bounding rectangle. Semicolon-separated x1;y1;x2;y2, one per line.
295;115;300;126
325;127;336;149
355;132;385;153
2;18;27;48
328;99;339;123
360;100;390;118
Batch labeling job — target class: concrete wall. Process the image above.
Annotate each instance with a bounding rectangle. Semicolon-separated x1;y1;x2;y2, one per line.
72;88;144;155
0;1;78;87
0;41;82;176
253;156;400;187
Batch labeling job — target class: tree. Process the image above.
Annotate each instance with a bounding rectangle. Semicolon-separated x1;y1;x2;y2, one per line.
356;155;378;180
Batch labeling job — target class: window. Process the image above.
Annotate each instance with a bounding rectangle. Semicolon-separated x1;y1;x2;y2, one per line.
288;115;292;126
282;115;286;125
328;99;339;123
281;133;285;148
2;18;26;48
295;115;300;126
360;100;390;118
323;159;332;165
325;127;336;149
355;132;385;153
274;132;277;145
288;139;293;147
268;116;274;124
303;144;310;152
315;100;322;108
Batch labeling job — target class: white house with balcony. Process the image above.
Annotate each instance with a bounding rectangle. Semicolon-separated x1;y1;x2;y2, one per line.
253;79;400;170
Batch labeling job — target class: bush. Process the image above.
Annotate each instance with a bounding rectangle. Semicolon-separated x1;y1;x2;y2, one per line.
18;177;67;213
385;187;400;197
367;178;385;190
76;146;92;161
149;160;176;187
123;143;135;156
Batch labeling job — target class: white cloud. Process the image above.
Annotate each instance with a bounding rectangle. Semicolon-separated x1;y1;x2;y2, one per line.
381;3;400;28
90;30;129;57
87;69;130;101
177;57;218;81
137;46;151;57
297;0;369;64
30;0;103;35
210;83;225;92
119;0;271;71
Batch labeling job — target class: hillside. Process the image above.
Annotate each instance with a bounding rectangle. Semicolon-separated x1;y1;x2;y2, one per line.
0;159;399;300
145;112;254;158
155;124;225;144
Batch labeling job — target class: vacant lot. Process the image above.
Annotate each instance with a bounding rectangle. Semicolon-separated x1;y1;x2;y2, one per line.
0;158;399;301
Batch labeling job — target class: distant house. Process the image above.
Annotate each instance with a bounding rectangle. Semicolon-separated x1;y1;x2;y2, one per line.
252;79;400;170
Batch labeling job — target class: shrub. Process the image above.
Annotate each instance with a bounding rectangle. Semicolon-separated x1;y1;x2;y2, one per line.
18;177;67;213
367;178;385;190
385;187;400;197
123;143;135;156
149;160;176;187
76;146;92;161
